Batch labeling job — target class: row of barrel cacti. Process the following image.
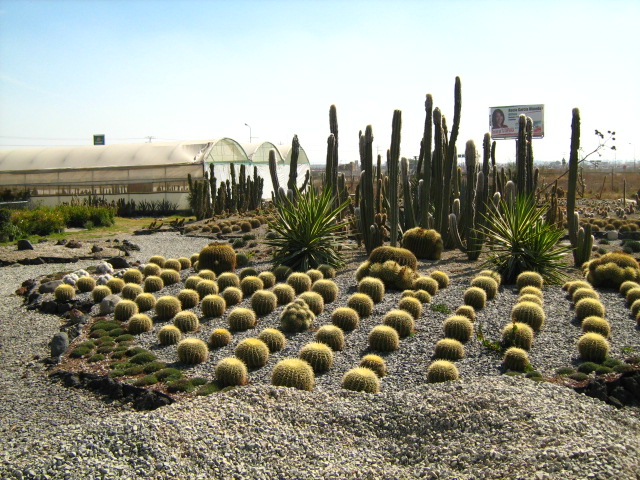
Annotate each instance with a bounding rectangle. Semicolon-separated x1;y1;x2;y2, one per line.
562;280;610;364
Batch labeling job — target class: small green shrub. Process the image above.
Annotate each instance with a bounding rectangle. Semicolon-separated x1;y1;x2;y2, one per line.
235;338;270;368
228;307;257;332
341;367;380;393
434;338;464;361
359;354;386;377
177;338;209;364
426;360;459;383
158;325;182;345
221;286;243;306
331;307;360;332
368;325;400;352
215;357;249;387
258;328;286;353
271;358;314;391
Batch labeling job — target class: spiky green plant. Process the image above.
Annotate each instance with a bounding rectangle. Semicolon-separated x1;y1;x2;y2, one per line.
480;193;571;284
221;287;243;306
122;269;143;284
143;275;164;293
280;299;315;333
76;276;96;293
173;311;199;333
217;272;240;290
311;279;339;303
619;280;640;296
257;271;276;288
134;292;156;312
177;289;200;309
299;342;334;373
235;338;270;368
368;325;400;352
455;305;475;322
196;279;219;299
258;328;286;352
503;347;530;372
359;354;386;377
286;272;312;295
177;338;209;364
184;275;203;290
318;264;337;279
106;278;125;294
266;184;350;271
114;299;139;321
92;285;112;303
197;243;236;275
298;291;325;316
398;296;422;319
434;338;465;361
347;293;374;318
463;287;487;310
215;357;248;387
178;257;192;270
470;276;498;300
273;265;293;281
357;277;385;303
427;360;459;383
315;325;344;351
160;269;181;286
572;288;599;304
148;255;166;267
272;283;295;305
511;301;545;331
127;314;153;334
516;271;544;290
429;271;450;289
331;307;360;331
575;298;605;321
54;284;76;302
271;358;314;391
121;283;143;300
143;263;162;277
383;309;415;338
158;325;182;345
518;293;543;306
413;276;439;296
306;269;323;283
443;315;474;342
581;316;611;337
519;285;544;299
501;322;534;350
228;307;257;331
209;328;232;348
251;290;278;316
341;367;380;393
155;296;181;321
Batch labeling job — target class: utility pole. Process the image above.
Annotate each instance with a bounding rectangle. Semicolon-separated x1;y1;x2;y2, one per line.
145;136;155;143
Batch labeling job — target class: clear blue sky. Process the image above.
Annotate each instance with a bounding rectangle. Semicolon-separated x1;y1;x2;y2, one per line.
1;0;638;165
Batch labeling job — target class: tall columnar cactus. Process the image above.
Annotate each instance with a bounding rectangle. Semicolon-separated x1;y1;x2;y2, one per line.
388;110;401;246
287;135;300;196
419;94;433;228
357;126;383;253
514;115;538;197
268;149;284;205
326;105;339;197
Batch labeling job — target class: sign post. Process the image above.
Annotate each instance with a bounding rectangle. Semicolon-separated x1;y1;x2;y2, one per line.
489;105;544;139
93;134;105;146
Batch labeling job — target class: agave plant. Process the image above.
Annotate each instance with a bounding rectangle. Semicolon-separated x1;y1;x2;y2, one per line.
480;194;571;284
266;185;350;271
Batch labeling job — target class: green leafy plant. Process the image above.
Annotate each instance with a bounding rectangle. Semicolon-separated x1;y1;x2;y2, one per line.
266;185;350;271
481;193;571;284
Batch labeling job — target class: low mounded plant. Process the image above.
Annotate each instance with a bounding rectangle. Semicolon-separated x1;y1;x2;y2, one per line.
228;307;257;332
134;292;156;312
127;313;153;335
299;342;334;373
581;316;611;337
196;279;219;299
503;347;530;372
217;272;240;291
470;276;498;300
280;299;315;333
114;299;139;322
511;301;545;331
341;367;380;394
76;276;96;293
176;338;209;364
357;277;385;303
383;309;415;338
434;338;465;361
92;285;112;303
143;275;164;293
235;338;270;368
398;296;422;319
331;307;360;332
429;270;450;289
286;272;312;295
240;276;264;297
298;291;325;316
54;284;76;302
215;357;248;387
516;271;544;291
501;322;534;350
455;305;475;322
251;290;278;316
347;293;374;318
368;325;400;352
177;289;200;309
158;325;182;345
271;358;315;391
443;315;474;343
122;269;144;284
311;279;339;303
574;298;605;321
577;332;610;363
160;269;181;286
426;360;459;383
315;325;345;351
258;328;287;353
359;354;386;377
173;311;199;333
273;283;296;305
463;287;486;310
121;283;143;300
209;328;232;348
257;271;276;289
155;296;182;321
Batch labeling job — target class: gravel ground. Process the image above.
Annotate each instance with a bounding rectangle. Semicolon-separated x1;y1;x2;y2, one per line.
1;232;640;479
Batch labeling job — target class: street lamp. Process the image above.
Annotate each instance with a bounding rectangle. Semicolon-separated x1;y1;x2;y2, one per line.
244;123;252;143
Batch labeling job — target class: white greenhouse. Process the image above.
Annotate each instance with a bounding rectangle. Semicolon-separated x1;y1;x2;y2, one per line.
0;138;310;209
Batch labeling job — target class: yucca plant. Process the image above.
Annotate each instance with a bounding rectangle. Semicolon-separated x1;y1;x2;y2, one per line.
481;194;571;284
266;185;350;271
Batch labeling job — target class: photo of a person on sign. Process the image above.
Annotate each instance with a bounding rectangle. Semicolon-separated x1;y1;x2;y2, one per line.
491;109;507;130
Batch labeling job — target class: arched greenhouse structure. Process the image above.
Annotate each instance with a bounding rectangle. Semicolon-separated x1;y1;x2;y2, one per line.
0;138;310;209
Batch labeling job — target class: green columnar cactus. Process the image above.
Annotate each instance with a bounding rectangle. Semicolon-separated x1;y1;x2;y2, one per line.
503;347;530;372
341;367;380;393
158;325;182;345
235;338;270;368
209;328;232;348
271;358;314;391
398;296;422;319
581;316;611;338
383;309;415;338
357;277;385;303
463;287;487;310
427;360;459;383
357;125;379;254
299;342;334;373
221;287;243;306
272;283;295;305
443;315;474;343
228;307;257;332
298;292;324;316
127;314;153;334
470;276;498;300
501;322;534;350
177;289;200;309
215;357;249;387
311;279;339;303
401;228;444;260
155;296;182;321
434;338;465;361
511;301;545;331
251;290;278;316
54;284;76;302
258;328;287;353
114;300;139;321
143;275;164;293
134;292;156;312
455;305;476;322
92;285;112;303
429;271;450;289
177;338;209;364
401;157;416;230
347;293;374;318
315;325;345;351
331;307;360;331
359;354;386;378
121;283;143;300
198;243;237;275
280;299;315;333
368;325;400;352
173;311;199;333
388;110;401;246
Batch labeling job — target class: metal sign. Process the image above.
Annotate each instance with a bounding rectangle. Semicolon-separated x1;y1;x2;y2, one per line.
93;134;105;146
489;105;544;139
